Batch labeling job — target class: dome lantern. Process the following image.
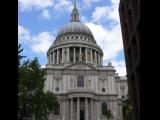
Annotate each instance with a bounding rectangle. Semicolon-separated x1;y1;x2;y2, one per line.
71;0;80;22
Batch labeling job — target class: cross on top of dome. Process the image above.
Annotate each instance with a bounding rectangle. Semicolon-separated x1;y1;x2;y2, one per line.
71;0;80;22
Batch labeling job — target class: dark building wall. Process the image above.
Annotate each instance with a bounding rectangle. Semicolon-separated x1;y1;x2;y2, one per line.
119;0;140;120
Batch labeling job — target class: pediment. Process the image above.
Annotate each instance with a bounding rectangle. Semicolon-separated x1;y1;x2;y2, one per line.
65;61;97;70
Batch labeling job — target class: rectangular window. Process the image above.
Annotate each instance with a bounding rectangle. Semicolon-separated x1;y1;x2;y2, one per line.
54;103;60;115
77;76;84;87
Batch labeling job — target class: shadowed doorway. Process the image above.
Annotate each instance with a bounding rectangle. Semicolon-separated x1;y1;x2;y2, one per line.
80;110;85;120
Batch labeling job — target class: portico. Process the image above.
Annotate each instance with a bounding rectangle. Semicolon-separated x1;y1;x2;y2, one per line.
69;97;94;120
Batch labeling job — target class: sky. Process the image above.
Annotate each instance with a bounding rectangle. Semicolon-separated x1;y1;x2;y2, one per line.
18;0;126;76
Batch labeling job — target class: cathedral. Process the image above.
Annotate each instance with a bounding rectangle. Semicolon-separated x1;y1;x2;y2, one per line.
44;1;128;120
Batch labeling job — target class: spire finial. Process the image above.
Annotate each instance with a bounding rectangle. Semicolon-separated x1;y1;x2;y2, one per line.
74;0;76;8
71;0;80;22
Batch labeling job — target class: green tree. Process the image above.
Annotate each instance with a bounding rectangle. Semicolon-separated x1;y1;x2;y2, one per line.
105;110;113;120
18;45;58;120
123;98;133;120
18;44;26;65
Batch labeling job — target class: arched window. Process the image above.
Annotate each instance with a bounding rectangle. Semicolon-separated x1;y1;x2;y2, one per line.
102;102;107;115
102;88;105;92
55;87;59;92
77;75;84;87
54;102;60;115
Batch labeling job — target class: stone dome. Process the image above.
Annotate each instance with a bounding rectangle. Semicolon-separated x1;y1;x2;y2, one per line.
47;1;103;67
57;22;94;38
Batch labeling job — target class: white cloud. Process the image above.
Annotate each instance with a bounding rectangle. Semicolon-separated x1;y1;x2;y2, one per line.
54;0;73;12
85;22;123;60
40;9;51;20
19;0;74;20
110;0;120;5
18;25;30;42
92;0;120;23
111;60;126;76
31;32;54;54
18;25;54;54
86;0;126;76
19;0;74;12
41;65;46;68
19;0;54;11
80;16;89;23
83;0;100;7
92;7;108;23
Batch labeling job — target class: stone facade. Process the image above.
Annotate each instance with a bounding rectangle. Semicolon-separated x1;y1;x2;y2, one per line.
44;1;128;120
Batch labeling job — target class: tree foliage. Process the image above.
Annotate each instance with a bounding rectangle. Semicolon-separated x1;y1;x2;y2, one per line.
18;44;58;120
18;44;26;65
123;98;133;120
105;110;113;119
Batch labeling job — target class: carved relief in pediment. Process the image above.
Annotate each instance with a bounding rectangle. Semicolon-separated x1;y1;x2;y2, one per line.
76;64;85;70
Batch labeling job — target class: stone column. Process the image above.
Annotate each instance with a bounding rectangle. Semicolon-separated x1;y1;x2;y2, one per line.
91;49;93;63
98;53;100;66
62;48;64;63
74;47;76;62
57;49;59;64
50;52;52;64
48;55;50;64
66;99;70;120
50;76;52;92
95;51;97;65
108;76;110;93
97;53;99;66
52;52;54;64
85;98;88;120
67;47;70;62
91;99;94;120
70;98;73;120
100;55;102;66
62;100;66;120
85;48;88;62
118;102;123;120
77;97;80;120
53;51;55;64
79;47;82;61
99;55;101;66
